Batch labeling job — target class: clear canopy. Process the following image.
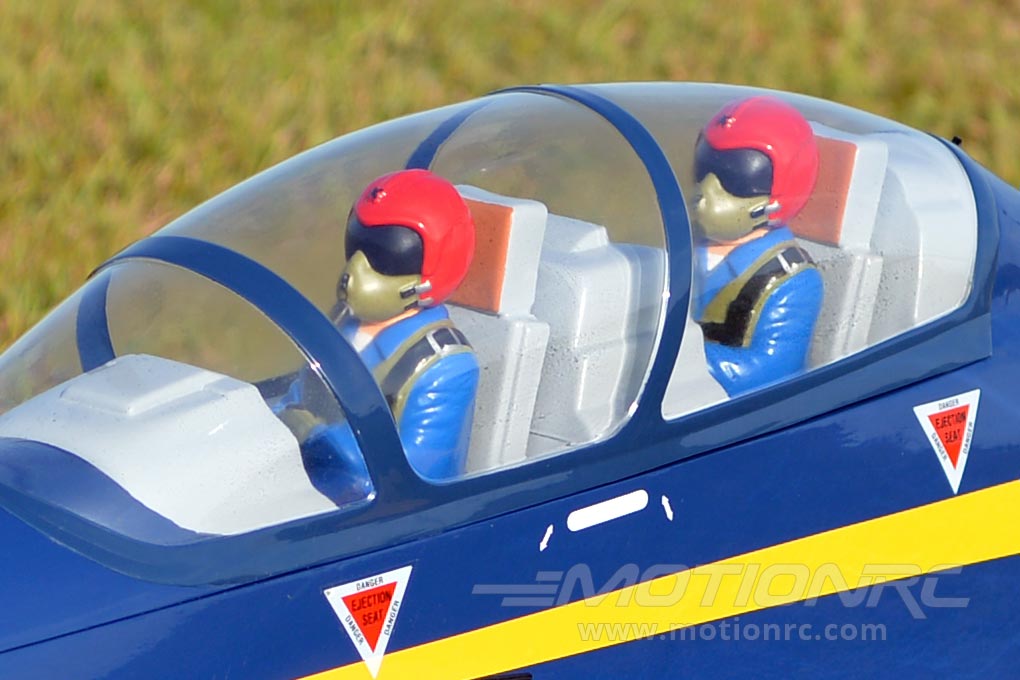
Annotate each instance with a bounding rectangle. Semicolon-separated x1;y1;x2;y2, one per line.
0;84;978;545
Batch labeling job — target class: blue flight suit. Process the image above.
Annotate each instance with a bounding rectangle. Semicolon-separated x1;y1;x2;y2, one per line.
280;305;478;501
695;226;823;396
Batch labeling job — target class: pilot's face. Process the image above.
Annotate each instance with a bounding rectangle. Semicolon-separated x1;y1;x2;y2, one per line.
692;135;774;244
338;217;424;323
692;172;772;244
336;250;421;323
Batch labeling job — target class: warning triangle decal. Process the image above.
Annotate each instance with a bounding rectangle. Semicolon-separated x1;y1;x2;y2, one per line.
324;565;412;678
913;389;980;494
927;405;969;468
340;582;397;652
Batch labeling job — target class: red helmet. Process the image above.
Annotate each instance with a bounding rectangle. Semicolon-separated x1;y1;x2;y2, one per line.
350;169;475;305
702;96;819;224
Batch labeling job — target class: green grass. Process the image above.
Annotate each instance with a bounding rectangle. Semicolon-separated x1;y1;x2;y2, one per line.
1;0;1018;348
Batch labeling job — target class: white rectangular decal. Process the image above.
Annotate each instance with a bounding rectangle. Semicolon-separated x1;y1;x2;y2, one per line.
567;489;649;532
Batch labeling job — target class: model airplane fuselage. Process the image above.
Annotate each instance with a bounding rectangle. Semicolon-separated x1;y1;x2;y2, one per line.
0;82;1018;678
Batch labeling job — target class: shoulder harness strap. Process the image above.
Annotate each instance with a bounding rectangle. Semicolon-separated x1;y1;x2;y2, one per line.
699;244;815;348
373;320;473;421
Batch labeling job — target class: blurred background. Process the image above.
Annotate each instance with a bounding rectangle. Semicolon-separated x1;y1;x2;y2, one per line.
1;0;1018;350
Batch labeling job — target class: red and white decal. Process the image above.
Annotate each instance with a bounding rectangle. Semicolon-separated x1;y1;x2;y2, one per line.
913;389;980;494
323;565;412;678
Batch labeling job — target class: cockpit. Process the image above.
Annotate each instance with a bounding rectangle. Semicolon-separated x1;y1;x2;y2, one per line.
0;83;982;583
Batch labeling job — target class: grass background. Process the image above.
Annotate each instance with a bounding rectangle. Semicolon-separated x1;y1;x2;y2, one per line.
1;0;1018;350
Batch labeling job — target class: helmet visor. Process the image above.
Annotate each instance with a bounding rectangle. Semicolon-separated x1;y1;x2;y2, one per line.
694;136;773;198
345;216;424;277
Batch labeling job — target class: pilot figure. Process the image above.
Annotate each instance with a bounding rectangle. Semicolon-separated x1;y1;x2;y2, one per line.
280;169;479;487
692;96;823;396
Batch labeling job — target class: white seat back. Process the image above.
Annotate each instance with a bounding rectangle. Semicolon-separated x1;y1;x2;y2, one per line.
450;186;550;472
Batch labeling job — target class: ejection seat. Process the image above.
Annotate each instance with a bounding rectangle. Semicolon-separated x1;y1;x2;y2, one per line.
448;186;550;473
449;186;665;471
789;122;889;367
526;215;665;455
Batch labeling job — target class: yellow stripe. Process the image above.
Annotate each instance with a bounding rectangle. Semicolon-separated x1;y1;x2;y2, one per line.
304;479;1020;680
